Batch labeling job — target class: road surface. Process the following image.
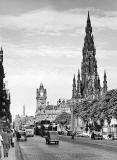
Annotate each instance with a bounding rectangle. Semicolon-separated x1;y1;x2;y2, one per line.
18;136;117;160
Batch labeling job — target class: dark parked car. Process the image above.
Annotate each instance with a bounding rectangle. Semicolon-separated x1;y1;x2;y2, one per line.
45;131;59;144
91;131;103;140
67;130;72;136
16;130;27;141
58;131;64;135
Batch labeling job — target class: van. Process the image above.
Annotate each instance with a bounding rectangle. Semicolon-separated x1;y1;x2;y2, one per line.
45;131;59;144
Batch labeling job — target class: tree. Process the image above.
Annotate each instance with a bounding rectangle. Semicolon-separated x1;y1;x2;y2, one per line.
73;89;117;129
55;112;71;126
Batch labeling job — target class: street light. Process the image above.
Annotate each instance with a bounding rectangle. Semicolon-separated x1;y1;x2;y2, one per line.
69;98;77;132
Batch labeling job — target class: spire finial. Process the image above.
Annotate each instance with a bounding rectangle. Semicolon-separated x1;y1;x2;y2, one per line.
72;74;76;98
104;70;107;79
87;11;90;22
73;74;76;84
73;74;75;80
104;69;106;74
78;69;80;79
103;70;107;93
78;69;80;74
88;10;89;14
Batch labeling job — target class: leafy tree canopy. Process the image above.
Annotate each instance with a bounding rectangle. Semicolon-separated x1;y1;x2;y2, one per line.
74;89;117;124
55;112;71;125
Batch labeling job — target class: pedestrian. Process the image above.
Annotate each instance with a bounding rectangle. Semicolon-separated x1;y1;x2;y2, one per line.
91;131;95;139
16;130;21;141
11;136;15;147
71;131;76;140
1;128;11;158
10;130;14;147
0;130;3;160
8;129;14;147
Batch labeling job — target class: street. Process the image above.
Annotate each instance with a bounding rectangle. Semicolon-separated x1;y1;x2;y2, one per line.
18;136;117;160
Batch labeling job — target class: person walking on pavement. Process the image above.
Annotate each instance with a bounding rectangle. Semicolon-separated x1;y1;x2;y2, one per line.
0;130;3;160
71;130;76;140
1;128;11;158
10;130;14;147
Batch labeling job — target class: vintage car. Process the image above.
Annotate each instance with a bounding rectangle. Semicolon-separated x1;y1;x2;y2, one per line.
25;126;34;137
26;128;34;137
45;131;59;144
67;130;72;136
102;132;110;140
16;130;27;141
110;124;117;140
91;131;103;140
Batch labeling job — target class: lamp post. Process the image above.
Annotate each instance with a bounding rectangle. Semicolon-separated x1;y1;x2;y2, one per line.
69;98;76;132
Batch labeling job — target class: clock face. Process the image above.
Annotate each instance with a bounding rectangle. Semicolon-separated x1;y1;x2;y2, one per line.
40;91;43;97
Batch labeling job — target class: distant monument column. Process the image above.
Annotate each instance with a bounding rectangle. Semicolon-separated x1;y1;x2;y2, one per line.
23;105;25;116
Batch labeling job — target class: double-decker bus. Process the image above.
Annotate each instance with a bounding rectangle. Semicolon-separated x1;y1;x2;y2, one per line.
34;120;58;136
48;122;57;131
34;120;50;136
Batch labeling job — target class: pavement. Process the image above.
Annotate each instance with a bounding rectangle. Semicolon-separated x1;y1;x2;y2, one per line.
1;141;16;160
8;145;16;160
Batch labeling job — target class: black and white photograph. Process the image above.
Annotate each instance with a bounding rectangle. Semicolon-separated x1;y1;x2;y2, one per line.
0;0;117;159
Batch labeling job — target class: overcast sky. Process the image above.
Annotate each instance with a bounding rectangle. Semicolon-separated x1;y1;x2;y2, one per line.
1;0;117;117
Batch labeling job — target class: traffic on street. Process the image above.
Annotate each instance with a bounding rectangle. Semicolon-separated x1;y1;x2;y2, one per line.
17;135;117;160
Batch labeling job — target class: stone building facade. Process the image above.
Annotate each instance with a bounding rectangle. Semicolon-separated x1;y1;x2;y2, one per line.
35;83;58;122
0;48;11;129
35;83;71;122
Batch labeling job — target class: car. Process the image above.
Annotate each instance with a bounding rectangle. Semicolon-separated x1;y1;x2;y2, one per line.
67;130;72;136
102;132;110;140
26;128;34;137
45;131;59;145
25;127;34;137
23;125;34;137
58;131;64;135
91;131;103;140
110;133;117;140
16;130;27;141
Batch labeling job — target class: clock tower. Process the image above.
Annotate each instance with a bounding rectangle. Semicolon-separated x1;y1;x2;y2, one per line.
35;83;47;116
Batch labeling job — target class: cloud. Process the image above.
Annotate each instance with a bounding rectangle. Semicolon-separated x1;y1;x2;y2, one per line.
1;8;117;37
3;42;82;61
0;8;84;35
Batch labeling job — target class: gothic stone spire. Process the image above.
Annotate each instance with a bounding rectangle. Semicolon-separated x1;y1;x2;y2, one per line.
0;47;3;64
72;74;76;98
81;12;100;99
77;69;81;98
72;12;107;101
83;11;95;52
103;70;107;94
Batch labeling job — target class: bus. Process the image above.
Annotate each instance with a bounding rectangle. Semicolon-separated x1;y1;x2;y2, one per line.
48;122;57;131
34;120;51;137
23;124;34;137
34;120;58;136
